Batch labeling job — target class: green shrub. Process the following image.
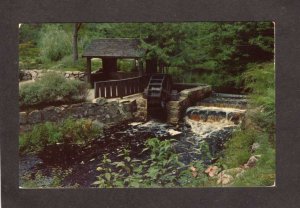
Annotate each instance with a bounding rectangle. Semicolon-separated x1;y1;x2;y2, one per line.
243;62;275;132
48;54;86;71
19;72;88;108
39;25;72;62
19;118;102;154
93;138;210;188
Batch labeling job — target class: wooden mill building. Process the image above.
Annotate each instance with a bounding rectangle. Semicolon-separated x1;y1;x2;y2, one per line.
82;38;160;84
82;38;159;98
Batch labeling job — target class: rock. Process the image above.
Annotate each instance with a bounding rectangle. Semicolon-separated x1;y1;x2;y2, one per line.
42;106;61;122
129;122;143;126
27;110;42;124
217;173;234;185
244;155;261;168
121;100;136;112
220;167;244;178
168;129;182;136
93;97;107;105
19;112;27;124
251;142;260;152
205;166;219;177
236;170;246;178
92;120;104;129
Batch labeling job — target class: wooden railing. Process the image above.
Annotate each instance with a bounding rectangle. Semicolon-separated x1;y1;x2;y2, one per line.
94;76;149;98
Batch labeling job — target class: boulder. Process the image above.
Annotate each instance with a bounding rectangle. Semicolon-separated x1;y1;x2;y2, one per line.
205;166;219;177
244;155;261;168
93;97;107;105
217;174;234;185
27;110;42;124
220;167;244;178
251;143;260;152
42;106;61;122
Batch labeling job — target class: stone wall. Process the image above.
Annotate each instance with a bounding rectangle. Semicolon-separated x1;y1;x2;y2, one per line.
19;69;86;81
166;85;212;124
119;85;212;124
20;99;136;131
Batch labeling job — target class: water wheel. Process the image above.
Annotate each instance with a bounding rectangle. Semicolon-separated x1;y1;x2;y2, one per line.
143;74;172;120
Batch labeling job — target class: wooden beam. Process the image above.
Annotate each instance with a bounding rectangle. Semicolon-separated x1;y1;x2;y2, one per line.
86;57;92;85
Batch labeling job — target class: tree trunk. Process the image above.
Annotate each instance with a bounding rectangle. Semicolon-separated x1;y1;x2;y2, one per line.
73;23;81;63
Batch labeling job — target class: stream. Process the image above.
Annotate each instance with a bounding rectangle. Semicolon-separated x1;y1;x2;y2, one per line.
19;93;246;188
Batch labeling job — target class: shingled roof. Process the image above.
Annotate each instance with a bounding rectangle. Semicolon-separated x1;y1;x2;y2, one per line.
82;38;145;58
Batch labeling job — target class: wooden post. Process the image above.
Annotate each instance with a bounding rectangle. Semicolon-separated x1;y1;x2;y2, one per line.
86;57;92;85
138;59;143;76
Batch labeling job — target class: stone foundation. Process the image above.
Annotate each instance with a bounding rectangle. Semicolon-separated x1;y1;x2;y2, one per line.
19;69;86;81
120;85;212;124
166;85;212;124
20;99;136;131
19;85;212;131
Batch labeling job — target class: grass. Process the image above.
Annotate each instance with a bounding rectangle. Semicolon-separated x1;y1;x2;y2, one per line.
216;61;275;187
218;130;256;169
19;118;103;154
232;135;275;186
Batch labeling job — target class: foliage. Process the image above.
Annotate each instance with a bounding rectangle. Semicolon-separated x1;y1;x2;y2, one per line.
19;22;274;88
117;59;136;73
19;118;102;154
19;41;41;69
232;133;275;186
217;61;275;186
94;138;210;188
39;25;72;62
217;130;257;169
243;62;275;133
48;54;86;71
19;72;88;108
19;24;42;45
19;168;74;188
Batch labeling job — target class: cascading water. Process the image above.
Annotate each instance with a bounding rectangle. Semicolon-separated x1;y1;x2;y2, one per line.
184;106;246;158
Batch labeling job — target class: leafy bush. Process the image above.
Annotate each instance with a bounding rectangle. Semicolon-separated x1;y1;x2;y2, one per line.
19;72;88;108
93;138;210;188
19;118;102;154
39;25;72;62
48;55;86;71
243;62;275;133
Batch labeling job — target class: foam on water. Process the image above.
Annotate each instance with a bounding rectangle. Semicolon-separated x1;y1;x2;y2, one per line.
184;106;246;142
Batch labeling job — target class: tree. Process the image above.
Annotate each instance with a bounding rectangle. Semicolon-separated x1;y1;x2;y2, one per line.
73;23;82;62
